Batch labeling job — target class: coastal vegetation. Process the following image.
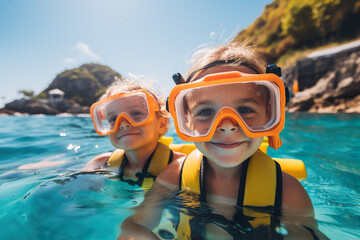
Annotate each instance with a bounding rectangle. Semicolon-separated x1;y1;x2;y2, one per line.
18;90;35;100
232;0;360;65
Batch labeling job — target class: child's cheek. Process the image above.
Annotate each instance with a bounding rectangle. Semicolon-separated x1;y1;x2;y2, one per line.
249;137;263;153
194;142;208;155
109;134;119;147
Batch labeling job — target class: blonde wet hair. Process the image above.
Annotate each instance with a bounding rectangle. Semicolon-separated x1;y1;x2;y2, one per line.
186;42;267;81
100;77;170;136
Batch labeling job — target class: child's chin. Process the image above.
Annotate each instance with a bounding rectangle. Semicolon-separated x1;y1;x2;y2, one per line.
113;141;138;150
215;155;248;168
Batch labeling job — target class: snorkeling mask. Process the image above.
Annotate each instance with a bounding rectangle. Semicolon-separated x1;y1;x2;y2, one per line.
167;64;288;150
90;90;159;135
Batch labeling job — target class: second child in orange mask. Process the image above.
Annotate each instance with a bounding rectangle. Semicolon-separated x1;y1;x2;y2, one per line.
83;79;185;189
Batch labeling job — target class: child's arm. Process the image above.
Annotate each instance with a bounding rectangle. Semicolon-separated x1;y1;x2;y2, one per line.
118;157;185;239
156;154;184;188
282;171;314;216
171;151;187;163
81;152;112;171
118;183;168;240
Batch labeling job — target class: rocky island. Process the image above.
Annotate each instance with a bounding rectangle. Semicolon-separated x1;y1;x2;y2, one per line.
1;63;124;115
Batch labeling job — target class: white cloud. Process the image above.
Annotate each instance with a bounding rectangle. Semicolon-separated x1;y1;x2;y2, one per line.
63;57;76;63
75;42;100;60
209;32;215;38
63;42;101;64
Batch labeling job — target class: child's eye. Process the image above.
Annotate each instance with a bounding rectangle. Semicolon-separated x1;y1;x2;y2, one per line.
194;108;215;120
131;111;144;116
107;116;117;126
198;108;215;116
237;106;255;115
130;111;146;120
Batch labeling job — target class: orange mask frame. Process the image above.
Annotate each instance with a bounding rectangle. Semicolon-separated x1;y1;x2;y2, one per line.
90;90;160;136
167;71;286;150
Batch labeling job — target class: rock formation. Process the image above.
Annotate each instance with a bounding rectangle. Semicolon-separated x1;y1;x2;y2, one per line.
286;49;360;113
2;63;123;115
40;63;123;106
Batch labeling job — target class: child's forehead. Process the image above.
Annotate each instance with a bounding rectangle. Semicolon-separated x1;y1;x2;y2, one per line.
192;65;258;82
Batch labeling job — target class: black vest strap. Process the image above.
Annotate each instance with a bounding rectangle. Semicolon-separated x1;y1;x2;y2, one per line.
199;157;206;201
116;148;173;187
118;155;127;177
274;160;283;210
237;158;250;206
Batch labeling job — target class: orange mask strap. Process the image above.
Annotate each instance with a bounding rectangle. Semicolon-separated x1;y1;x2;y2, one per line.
268;134;282;150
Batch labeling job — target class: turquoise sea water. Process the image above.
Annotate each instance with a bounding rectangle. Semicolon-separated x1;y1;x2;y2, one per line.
0;113;359;239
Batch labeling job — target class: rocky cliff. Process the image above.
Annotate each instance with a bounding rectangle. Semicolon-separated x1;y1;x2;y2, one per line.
231;0;360;113
285;45;360;113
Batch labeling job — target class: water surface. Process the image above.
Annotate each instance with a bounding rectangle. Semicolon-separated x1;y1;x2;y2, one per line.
0;113;359;239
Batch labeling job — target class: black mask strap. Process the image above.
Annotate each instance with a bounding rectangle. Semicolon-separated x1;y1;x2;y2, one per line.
185;59;260;83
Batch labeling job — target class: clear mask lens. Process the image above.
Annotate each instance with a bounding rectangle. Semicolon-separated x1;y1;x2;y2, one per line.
93;92;150;134
174;81;280;137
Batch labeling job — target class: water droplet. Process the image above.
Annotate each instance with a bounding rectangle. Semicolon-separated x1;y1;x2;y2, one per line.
275;223;288;235
74;146;80;152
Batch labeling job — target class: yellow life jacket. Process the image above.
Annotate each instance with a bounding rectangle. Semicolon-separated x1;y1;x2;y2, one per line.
105;142;172;189
152;137;306;239
174;149;283;239
180;149;282;207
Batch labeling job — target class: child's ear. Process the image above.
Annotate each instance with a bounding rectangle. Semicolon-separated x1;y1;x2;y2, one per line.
157;117;169;135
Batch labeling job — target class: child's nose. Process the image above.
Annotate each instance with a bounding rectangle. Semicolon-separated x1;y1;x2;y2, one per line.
119;119;131;129
216;118;239;132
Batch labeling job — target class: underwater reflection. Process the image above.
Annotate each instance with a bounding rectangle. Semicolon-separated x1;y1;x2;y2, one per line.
11;171;141;239
120;189;329;240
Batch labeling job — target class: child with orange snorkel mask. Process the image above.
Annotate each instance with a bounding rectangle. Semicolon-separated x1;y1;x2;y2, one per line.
83;79;185;189
119;44;321;240
161;44;313;213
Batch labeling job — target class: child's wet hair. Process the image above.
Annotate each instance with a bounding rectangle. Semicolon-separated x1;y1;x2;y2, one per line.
100;77;170;136
186;42;267;81
185;42;271;119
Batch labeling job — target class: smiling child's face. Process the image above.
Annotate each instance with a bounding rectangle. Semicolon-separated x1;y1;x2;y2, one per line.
190;65;265;167
108;116;164;151
102;93;166;151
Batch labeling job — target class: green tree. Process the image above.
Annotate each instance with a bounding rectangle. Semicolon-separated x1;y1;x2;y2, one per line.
281;0;318;45
18;90;34;99
312;0;356;41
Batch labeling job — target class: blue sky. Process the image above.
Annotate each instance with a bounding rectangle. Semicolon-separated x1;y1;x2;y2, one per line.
0;0;272;107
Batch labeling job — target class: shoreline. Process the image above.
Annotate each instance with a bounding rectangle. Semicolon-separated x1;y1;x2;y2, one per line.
0;110;358;117
0;110;91;117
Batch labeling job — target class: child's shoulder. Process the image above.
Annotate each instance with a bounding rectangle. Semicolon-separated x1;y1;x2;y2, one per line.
156;152;186;189
172;150;186;162
81;152;112;171
282;171;314;215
